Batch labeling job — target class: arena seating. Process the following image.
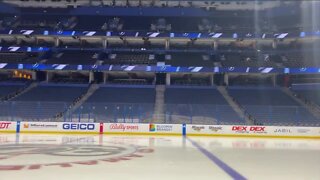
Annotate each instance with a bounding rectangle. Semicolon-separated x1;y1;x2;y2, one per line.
0;83;89;120
171;79;210;86
45;51;101;65
282;52;320;67
291;84;320;106
0;2;319;127
166;53;214;67
104;53;157;65
1;50;318;68
0;83;25;98
77;85;155;122
165;86;243;125
3;6;303;33
228;86;319;126
108;79;151;85
221;54;279;67
0;52;40;64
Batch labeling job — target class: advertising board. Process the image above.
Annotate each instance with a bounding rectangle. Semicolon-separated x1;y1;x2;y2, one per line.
104;123;182;135
104;123;146;134
20;122;100;134
186;125;320;138
0;121;16;133
186;125;225;135
148;124;181;135
0;120;319;138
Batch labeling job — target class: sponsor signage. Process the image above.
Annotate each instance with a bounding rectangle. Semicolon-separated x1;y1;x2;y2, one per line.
232;126;266;134
0;121;16;132
62;123;95;130
23;123;58;129
273;128;292;134
104;123;181;134
209;126;223;132
186;125;319;137
0;122;11;129
20;122;100;133
1;121;319;138
187;125;224;134
296;128;311;134
21;122;61;133
109;123;140;132
191;125;205;132
149;124;173;132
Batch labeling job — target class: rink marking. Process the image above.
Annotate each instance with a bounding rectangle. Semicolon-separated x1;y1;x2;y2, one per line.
187;138;247;180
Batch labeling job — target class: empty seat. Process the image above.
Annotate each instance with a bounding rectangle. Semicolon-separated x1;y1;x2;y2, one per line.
77;86;156;122
165;86;243;125
228;86;319;126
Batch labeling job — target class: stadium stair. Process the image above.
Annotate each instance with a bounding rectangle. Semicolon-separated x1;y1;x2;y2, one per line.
3;82;38;101
217;86;253;125
56;83;100;121
282;87;320;119
153;85;165;123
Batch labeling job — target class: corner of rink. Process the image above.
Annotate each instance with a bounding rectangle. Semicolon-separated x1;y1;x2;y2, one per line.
0;121;319;139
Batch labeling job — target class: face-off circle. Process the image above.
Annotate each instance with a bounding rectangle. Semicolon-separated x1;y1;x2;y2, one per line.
0;143;154;171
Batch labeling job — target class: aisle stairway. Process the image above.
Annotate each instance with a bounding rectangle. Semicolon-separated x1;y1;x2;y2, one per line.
282;87;320;119
3;82;38;101
56;83;100;121
153;85;166;123
217;86;253;125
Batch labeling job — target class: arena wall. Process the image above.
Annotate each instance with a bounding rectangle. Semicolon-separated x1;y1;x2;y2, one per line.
0;121;319;138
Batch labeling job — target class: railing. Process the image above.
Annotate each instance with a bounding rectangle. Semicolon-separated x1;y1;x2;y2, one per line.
0;102;319;126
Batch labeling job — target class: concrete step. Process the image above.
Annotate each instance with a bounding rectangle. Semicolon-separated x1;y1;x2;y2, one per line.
153;85;166;123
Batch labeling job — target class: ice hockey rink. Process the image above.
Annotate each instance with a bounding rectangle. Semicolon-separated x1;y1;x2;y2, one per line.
0;134;319;180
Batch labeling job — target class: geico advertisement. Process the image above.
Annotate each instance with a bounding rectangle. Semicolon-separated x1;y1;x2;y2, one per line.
0;121;16;131
21;122;99;132
62;123;97;131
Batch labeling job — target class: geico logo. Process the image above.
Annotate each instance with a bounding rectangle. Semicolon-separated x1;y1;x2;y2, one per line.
232;126;265;132
62;124;95;130
0;122;11;129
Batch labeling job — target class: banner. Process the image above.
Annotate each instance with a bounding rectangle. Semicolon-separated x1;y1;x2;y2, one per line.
0;121;319;138
0;121;16;132
186;125;320;138
0;29;318;39
104;123;181;135
20;122;100;134
148;124;181;135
